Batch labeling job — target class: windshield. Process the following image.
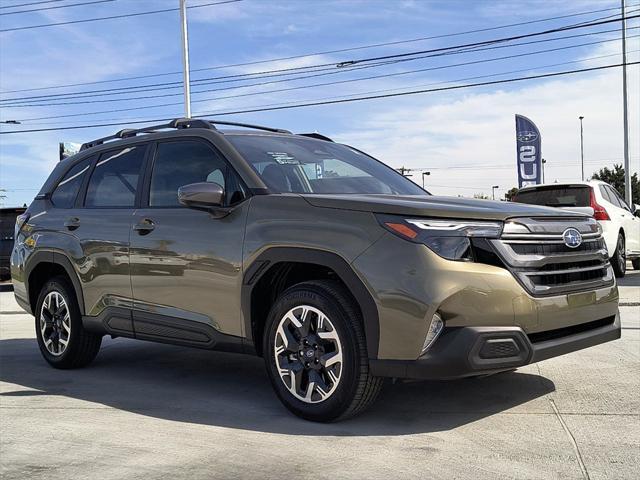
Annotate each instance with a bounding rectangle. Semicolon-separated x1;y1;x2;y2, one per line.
226;134;427;195
513;186;591;207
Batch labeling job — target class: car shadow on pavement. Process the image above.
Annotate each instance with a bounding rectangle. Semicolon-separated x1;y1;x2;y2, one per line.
0;337;555;436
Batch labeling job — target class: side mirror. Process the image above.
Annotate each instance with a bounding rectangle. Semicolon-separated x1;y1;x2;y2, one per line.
178;182;225;211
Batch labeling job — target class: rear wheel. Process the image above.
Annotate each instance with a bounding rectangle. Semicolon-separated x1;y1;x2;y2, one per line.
35;276;102;369
610;233;626;278
263;280;382;422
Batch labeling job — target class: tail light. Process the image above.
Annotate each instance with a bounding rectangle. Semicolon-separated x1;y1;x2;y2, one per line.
590;189;610;221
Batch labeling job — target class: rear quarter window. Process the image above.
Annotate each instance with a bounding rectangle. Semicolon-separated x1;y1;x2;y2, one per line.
51;156;94;208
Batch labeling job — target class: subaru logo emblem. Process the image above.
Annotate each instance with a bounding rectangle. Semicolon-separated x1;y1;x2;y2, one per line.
563;228;582;248
517;131;538;142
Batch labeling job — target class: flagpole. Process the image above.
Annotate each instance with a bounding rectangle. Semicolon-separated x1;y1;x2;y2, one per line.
179;0;192;118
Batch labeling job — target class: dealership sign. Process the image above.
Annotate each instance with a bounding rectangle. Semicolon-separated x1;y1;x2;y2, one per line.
515;114;542;188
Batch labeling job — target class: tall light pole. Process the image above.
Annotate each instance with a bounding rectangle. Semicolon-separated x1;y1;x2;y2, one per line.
492;185;499;200
541;158;547;183
579;116;585;180
621;0;632;205
179;0;192;118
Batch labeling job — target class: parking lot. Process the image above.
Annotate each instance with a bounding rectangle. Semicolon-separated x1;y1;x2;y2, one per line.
0;271;638;480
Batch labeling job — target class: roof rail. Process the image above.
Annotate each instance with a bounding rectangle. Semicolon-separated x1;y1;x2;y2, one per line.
80;117;292;151
298;132;334;142
208;119;291;134
80;118;215;151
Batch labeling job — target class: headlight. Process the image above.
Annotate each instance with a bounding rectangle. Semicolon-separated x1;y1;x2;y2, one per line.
377;214;503;261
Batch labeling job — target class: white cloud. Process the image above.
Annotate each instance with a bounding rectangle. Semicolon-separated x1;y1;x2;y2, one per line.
333;61;640;198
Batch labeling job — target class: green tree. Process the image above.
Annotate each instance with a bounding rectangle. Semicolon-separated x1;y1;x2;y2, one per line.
591;164;639;205
504;187;519;201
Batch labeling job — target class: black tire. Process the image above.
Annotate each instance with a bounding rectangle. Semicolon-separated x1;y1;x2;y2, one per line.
263;280;382;422
632;258;640;270
34;276;102;369
610;232;626;278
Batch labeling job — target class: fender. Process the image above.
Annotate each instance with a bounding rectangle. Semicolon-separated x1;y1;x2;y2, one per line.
25;249;86;316
241;247;380;358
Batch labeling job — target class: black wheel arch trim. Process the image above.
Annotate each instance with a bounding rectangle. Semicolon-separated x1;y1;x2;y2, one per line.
241;247;380;358
24;250;86;316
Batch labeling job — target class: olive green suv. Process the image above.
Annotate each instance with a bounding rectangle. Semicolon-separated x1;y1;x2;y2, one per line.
11;118;620;422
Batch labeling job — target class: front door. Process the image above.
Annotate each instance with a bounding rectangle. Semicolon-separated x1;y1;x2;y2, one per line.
129;139;249;347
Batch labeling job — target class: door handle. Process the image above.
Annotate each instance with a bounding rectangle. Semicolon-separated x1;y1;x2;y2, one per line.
64;217;80;231
134;218;155;235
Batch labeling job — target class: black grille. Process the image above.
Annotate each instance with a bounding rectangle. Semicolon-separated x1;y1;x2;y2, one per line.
538;260;602;272
509;238;605;255
490;217;612;296
479;339;521;359
528;266;609;287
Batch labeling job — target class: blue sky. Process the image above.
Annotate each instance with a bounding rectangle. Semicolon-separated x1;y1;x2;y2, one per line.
1;0;638;206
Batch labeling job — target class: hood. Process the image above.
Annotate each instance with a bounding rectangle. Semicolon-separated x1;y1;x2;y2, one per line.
300;194;587;221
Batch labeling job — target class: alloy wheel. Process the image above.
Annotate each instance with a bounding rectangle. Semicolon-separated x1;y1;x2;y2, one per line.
39;291;71;356
273;305;343;404
618;236;626;273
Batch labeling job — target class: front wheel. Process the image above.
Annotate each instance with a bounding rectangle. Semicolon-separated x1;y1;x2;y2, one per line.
610;233;626;278
35;276;102;369
263;280;382;422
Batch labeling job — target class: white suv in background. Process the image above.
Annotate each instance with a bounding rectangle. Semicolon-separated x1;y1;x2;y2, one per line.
513;181;640;277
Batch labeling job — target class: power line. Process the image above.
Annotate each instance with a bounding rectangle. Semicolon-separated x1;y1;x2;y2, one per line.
1;62;637;135
1;4;636;94
3;22;635;105
0;0;242;32
3;19;637;107
0;0;64;9
12;39;638;123
0;0;115;16
3;12;637;103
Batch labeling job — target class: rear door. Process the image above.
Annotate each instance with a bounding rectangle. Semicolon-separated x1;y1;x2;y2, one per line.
606;185;640;254
72;143;148;329
129;138;249;346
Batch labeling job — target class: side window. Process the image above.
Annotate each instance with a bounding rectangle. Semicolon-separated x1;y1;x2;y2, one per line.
51;156;94;208
605;186;622;208
599;185;613;204
608;186;629;210
85;145;147;208
150;140;245;207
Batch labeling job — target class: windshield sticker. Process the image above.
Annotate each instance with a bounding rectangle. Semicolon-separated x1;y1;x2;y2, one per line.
267;152;299;165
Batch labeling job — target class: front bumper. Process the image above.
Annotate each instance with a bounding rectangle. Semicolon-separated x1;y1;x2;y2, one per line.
369;311;620;379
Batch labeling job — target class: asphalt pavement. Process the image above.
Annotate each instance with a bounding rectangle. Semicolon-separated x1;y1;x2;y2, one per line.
0;271;638;480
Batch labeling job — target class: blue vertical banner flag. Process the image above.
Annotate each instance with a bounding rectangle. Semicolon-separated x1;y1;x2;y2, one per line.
515;114;542;188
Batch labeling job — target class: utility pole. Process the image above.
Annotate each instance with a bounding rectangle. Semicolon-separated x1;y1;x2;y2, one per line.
541;158;547;183
179;0;192;118
621;0;632;205
492;185;499;200
579;116;585;180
